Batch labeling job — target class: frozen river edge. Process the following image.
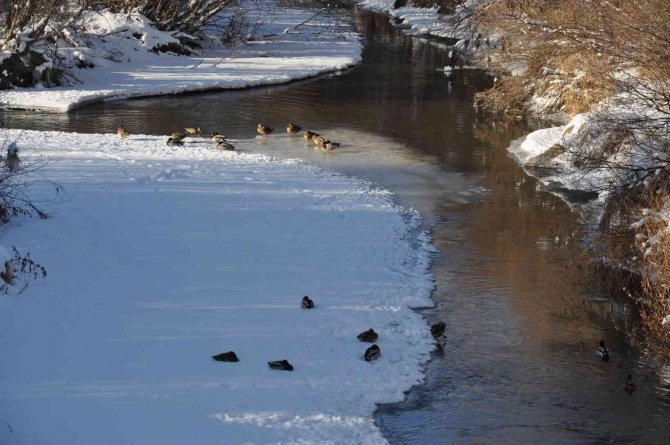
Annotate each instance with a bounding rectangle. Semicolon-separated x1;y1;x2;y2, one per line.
0;130;436;444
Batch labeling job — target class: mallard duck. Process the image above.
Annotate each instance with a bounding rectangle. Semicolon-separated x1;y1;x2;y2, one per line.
211;351;239;362
117;126;130;139
623;374;636;394
357;329;379;343
596;340;610;362
217;141;235;151
312;135;327;147
323;141;341;151
287;123;302;134
364;344;381;361
431;321;446;340
166;137;184;146
171;131;187;140
301;296;315;309
268;359;294;371
304;130;318;142
257;123;274;135
184;127;201;136
210;132;227;143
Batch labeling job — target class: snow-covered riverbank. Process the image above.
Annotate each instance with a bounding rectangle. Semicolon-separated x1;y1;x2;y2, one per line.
358;0;491;56
0;130;435;444
0;5;361;112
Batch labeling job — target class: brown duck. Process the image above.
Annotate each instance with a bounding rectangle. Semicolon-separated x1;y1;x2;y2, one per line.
287;123;302;134
117;126;130;139
257;123;274;135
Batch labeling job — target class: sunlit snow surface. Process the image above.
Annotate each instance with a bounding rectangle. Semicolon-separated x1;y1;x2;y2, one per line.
0;5;361;112
0;129;436;444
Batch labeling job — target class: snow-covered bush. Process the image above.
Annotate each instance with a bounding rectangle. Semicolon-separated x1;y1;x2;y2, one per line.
0;137;50;223
103;0;241;35
0;0;250;89
0;245;47;294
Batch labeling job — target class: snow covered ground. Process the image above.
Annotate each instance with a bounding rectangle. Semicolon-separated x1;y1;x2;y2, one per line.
358;0;493;55
0;5;361;112
0;130;435;444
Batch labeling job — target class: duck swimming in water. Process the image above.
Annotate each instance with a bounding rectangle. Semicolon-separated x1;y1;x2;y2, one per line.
212;351;239;362
287;123;302;134
257;123;274;135
301;296;315;309
431;321;446;340
357;329;379;343
623;374;636;394
268;359;294;371
596;340;610;362
184;127;201;136
364;344;381;361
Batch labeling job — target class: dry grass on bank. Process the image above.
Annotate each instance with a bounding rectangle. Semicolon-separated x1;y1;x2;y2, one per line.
474;0;670;117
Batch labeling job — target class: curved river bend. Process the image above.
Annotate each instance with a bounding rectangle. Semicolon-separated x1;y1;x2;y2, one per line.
3;7;670;445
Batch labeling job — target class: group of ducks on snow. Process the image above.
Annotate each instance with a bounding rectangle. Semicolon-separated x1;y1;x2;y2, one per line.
211;296;447;372
116;124;638;392
596;340;637;394
116;122;340;151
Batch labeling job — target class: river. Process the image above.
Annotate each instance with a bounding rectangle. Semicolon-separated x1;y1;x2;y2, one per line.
2;6;669;445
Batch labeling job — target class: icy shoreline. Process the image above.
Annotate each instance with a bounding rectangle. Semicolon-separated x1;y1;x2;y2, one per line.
0;6;362;112
0;129;435;444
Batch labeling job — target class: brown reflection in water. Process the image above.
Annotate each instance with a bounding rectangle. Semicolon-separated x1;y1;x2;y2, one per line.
464;121;595;345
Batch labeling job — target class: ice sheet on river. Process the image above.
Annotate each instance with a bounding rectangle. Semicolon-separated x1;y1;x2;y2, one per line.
0;129;435;444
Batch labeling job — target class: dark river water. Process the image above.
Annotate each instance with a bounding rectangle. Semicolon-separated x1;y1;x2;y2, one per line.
3;6;670;445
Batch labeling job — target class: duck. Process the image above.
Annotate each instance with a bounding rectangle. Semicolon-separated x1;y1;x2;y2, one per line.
166;137;184;146
184;127;201;136
357;329;379;343
268;359;294;371
623;374;636;394
171;131;187;140
217;141;235;151
323;141;340;151
287;123;302;134
117;126;130;139
211;351;239;362
312;135;327;147
301;296;315;309
431;321;446;340
364;344;381;361
596;340;610;362
304;130;318;142
257;123;274;135
210;132;227;143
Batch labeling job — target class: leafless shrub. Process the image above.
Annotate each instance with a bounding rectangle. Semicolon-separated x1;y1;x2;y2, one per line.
475;0;670;117
104;0;240;35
